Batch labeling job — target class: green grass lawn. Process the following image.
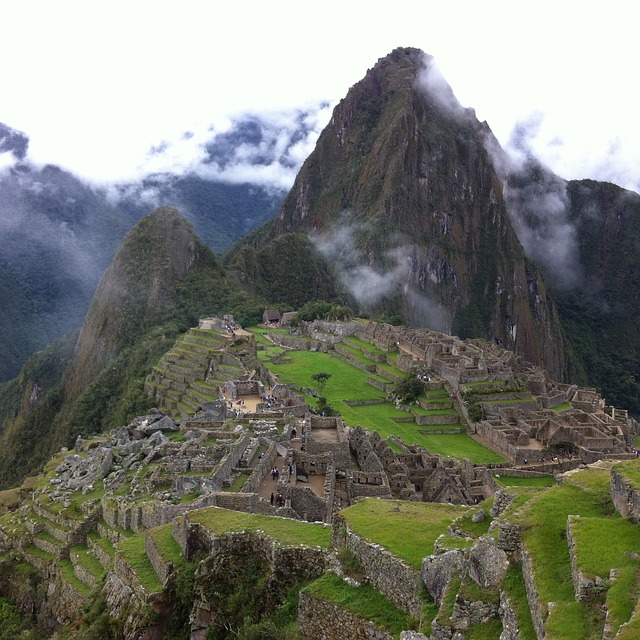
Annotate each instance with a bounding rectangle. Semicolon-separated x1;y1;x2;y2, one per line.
258;350;385;402
570;516;640;580
254;347;504;462
187;506;331;548
339;499;463;569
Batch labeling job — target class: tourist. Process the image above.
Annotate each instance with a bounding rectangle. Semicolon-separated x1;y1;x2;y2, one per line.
270;492;274;505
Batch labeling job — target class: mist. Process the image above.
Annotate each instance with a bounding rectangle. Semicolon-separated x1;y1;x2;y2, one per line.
309;213;451;332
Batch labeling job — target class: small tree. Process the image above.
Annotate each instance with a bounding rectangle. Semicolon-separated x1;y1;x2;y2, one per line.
394;369;426;404
311;372;332;396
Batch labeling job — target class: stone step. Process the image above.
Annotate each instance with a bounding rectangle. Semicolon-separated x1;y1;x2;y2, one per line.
69;544;106;590
87;531;116;572
33;531;67;558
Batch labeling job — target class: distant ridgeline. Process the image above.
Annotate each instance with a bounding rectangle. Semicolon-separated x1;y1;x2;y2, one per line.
1;316;640;638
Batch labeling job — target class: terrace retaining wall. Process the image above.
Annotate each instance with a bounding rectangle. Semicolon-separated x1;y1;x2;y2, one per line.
297;592;395;640
332;515;423;617
610;468;640;520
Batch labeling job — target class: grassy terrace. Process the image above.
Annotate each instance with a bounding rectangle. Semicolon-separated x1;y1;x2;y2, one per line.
303;571;420;637
342;336;387;355
256;346;505;463
339;499;463;570
117;535;163;594
70;544;106;581
509;468;618;638
148;524;184;566
59;558;92;597
187;506;331;548
613;459;640;490
495;475;556;488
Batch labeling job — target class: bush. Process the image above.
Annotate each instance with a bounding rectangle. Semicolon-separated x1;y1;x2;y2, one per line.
394;370;426;404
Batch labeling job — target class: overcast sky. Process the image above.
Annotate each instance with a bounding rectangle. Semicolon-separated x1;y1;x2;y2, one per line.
1;1;638;192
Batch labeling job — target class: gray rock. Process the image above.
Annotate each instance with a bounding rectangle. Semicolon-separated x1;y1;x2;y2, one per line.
141;414;176;435
472;509;485;523
469;537;509;588
421;549;466;603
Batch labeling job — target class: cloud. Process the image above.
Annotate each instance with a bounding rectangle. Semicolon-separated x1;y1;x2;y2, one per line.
481;118;582;291
414;53;472;123
309;212;451;332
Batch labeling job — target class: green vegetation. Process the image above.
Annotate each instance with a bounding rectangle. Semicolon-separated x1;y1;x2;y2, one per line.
187;507;331;548
257;345;505;462
303;572;418;637
393;369;426;404
117;535;163;594
501;564;537;640
495;475;556;488
509;468;619;636
149;524;185;567
340;499;462;569
0;597;38;640
613;459;640;491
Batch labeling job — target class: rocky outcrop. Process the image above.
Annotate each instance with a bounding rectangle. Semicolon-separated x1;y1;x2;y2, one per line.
421;549;466;604
469;537;509;588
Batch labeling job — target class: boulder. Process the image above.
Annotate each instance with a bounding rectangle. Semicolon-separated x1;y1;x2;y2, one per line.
469;537;509;588
421;549;466;603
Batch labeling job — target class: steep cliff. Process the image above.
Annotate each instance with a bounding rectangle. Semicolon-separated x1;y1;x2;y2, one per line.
229;47;568;379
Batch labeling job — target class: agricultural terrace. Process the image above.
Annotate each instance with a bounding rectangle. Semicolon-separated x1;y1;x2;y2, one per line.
339;498;465;569
253;336;505;464
186;506;332;548
510;467;640;639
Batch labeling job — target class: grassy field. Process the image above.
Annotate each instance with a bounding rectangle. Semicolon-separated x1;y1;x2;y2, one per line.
254;338;505;463
495;475;556;488
339;498;463;569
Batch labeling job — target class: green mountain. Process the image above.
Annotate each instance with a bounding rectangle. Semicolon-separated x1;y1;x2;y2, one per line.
557;179;640;413
0;207;265;488
228;47;569;380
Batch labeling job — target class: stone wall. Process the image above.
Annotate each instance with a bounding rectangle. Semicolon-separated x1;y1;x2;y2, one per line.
146;530;173;587
285;484;329;523
333;516;424;617
414;413;459;426
298;591;395;640
610;468;640;520
499;590;521;640
210;434;251;489
242;442;278;494
520;545;546;640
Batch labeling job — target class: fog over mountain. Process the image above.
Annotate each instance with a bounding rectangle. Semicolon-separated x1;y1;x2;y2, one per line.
0;107;329;381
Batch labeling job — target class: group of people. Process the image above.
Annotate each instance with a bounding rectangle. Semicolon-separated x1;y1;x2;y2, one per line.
270;492;285;507
271;467;280;481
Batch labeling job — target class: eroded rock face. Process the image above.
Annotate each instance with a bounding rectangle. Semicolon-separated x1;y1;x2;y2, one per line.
469;537;508;588
421;548;466;603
